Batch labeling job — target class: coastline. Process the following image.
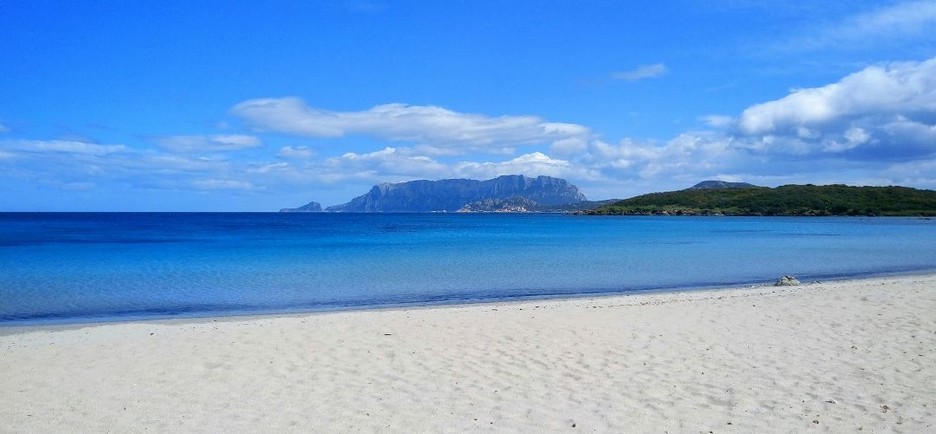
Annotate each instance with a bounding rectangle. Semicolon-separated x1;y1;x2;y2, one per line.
4;267;934;329
2;273;934;432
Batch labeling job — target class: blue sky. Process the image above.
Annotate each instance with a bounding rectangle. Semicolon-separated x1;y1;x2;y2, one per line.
2;1;935;211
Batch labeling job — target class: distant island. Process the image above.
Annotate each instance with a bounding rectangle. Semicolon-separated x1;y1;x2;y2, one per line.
282;177;936;216
584;181;936;217
279;201;322;213
281;175;602;213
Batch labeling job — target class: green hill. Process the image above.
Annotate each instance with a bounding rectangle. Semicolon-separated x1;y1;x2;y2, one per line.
585;184;936;217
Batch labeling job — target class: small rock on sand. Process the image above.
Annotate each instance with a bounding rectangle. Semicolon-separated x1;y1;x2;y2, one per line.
775;275;801;286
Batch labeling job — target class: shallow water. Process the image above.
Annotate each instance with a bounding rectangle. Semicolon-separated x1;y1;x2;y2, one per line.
1;213;934;324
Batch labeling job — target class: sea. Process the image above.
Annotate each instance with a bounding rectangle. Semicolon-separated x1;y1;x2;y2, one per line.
1;212;935;325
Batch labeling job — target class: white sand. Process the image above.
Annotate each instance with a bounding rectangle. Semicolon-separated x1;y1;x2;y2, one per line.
2;274;935;433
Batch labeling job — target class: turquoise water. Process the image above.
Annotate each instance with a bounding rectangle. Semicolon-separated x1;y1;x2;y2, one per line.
1;213;934;325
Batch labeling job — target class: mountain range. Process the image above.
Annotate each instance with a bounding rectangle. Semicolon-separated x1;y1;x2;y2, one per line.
280;175;589;213
282;177;936;216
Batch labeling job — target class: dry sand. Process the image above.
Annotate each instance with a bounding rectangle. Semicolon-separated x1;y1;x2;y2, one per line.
2;274;935;433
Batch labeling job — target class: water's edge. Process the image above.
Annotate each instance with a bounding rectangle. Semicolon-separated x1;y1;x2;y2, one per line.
4;267;933;330
4;214;934;327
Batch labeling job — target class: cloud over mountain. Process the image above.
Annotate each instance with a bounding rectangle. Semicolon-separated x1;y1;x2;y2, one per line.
3;54;935;209
231;97;591;154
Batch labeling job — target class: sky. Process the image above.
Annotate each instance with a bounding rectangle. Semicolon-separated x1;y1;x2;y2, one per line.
1;0;936;211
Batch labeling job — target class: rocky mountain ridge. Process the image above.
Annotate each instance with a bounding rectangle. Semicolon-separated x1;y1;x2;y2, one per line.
325;175;587;212
280;175;589;213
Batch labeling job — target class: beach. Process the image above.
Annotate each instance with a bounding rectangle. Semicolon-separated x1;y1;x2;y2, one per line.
2;274;934;433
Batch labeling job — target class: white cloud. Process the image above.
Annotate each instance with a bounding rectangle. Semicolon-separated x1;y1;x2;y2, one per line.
700;115;734;128
230;97;591;153
549;137;589;156
581;133;737;180
277;145;316;159
3;139;129;156
542;55;936;196
327;147;448;178
882;116;936;142
822;127;869;152
454;152;580;180
153;134;262;153
733;57;936;158
611;63;669;82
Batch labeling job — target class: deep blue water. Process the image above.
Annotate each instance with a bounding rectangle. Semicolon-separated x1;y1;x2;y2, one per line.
1;213;934;325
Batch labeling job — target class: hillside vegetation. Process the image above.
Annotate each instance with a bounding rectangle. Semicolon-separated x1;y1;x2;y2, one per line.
585;184;936;217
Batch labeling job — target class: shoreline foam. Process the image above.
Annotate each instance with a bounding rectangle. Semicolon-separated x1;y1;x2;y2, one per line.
2;273;935;431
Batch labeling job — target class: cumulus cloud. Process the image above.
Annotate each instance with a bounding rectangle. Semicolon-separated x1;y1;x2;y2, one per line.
454;152;579;180
738;58;936;134
734;57;936;159
611;63;669;82
556;55;936;196
326;147;448;179
230;97;591;152
581;133;738;180
153;134;262;153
